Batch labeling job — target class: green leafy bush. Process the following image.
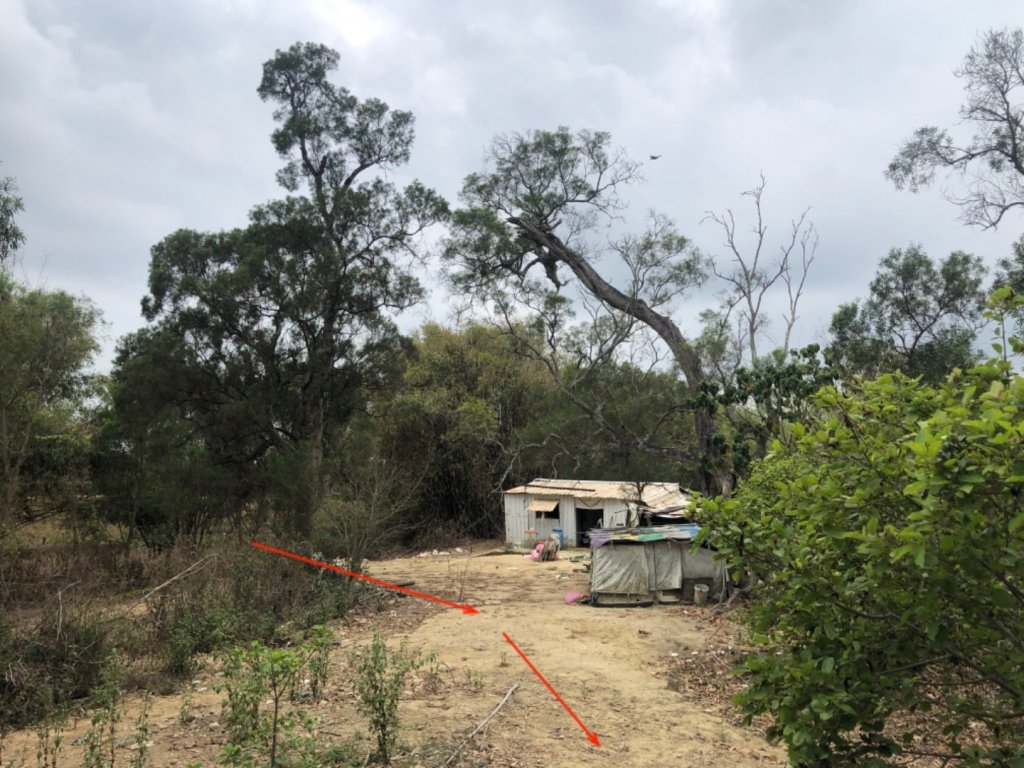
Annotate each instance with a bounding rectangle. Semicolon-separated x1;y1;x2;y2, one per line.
216;628;335;768
350;634;432;765
701;296;1024;765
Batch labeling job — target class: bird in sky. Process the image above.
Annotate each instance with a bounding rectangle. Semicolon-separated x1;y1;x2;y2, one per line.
649;154;662;160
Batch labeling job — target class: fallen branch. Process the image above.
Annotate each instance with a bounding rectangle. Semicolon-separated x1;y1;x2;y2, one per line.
123;554;218;618
443;683;519;767
56;579;82;640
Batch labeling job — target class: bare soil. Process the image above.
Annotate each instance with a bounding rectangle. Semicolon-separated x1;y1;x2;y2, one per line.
1;546;786;767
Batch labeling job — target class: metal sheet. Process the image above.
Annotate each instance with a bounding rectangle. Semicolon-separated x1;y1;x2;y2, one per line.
526;497;560;513
591;546;651;596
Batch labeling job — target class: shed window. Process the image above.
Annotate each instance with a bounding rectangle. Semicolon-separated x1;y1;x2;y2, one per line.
530;500;559;520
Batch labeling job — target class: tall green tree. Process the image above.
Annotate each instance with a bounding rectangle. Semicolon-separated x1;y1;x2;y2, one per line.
376;323;559;537
445;127;736;493
0;175;100;534
110;42;447;536
826;245;986;383
887;27;1024;229
94;336;249;550
0;274;99;532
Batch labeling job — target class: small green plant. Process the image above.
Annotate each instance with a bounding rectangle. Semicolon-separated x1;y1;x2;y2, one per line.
179;682;196;725
217;629;335;768
464;670;484;693
218;644;266;744
304;625;332;701
498;651;508;668
350;634;433;765
82;667;123;768
129;693;151;768
318;742;362;767
34;718;65;768
421;662;445;696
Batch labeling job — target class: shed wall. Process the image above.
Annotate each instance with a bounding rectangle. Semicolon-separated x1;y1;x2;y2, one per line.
503;493;529;545
504;493;638;547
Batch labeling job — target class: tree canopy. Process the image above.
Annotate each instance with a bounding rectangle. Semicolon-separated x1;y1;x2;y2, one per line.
446;127;738;493
887;27;1024;229
103;42;448;540
826;245;986;383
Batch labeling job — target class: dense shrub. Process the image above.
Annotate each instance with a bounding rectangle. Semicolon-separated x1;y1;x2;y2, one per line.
0;605;112;728
0;535;353;730
700;306;1024;766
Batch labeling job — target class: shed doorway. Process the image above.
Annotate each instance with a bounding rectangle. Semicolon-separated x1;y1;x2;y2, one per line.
576;508;604;547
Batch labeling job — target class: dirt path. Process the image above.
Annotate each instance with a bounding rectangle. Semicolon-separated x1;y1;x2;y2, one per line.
1;548;786;767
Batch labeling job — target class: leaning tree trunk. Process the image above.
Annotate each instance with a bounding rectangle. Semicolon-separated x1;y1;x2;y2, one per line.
509;217;732;497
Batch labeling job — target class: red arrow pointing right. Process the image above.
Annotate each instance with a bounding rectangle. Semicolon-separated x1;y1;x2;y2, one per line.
251;541;479;615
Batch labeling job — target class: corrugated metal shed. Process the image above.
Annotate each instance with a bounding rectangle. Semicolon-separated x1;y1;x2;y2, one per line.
504;479;690;512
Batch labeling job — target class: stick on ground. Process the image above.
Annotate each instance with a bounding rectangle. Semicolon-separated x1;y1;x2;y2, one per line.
124;554;217;617
443;683;519;767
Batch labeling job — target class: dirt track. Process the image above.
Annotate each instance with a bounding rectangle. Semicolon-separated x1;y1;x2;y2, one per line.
2;547;786;767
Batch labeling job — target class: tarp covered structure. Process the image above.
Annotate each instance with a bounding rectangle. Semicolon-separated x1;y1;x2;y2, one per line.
589;525;728;605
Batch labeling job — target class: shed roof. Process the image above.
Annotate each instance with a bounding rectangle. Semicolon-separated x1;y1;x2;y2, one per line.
589;522;702;547
504;478;690;512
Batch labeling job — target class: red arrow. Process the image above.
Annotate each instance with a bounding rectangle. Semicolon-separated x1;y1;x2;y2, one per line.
250;541;479;615
502;631;601;747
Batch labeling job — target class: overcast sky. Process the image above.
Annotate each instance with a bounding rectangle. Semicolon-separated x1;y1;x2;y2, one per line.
3;0;1022;370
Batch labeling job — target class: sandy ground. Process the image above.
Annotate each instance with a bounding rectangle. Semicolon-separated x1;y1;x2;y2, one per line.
1;547;786;767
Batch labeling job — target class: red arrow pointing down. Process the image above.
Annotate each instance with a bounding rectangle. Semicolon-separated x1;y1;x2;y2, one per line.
502;631;601;747
250;541;479;615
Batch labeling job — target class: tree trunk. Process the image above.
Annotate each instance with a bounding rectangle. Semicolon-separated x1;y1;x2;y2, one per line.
508;217;731;496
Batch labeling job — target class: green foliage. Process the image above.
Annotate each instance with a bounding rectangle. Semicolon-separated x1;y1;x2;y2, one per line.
217;628;334;768
105;41;447;542
0;273;100;534
375;323;555;538
370;322;693;539
33;717;66;768
0;171;25;265
349;634;432;765
993;235;1024;335
696;451;813;584
712;344;835;474
304;625;332;701
702;314;1024;765
140;544;346;684
826;244;986;383
92;347;248;551
128;693;151;768
81;668;123;768
0;176;100;536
